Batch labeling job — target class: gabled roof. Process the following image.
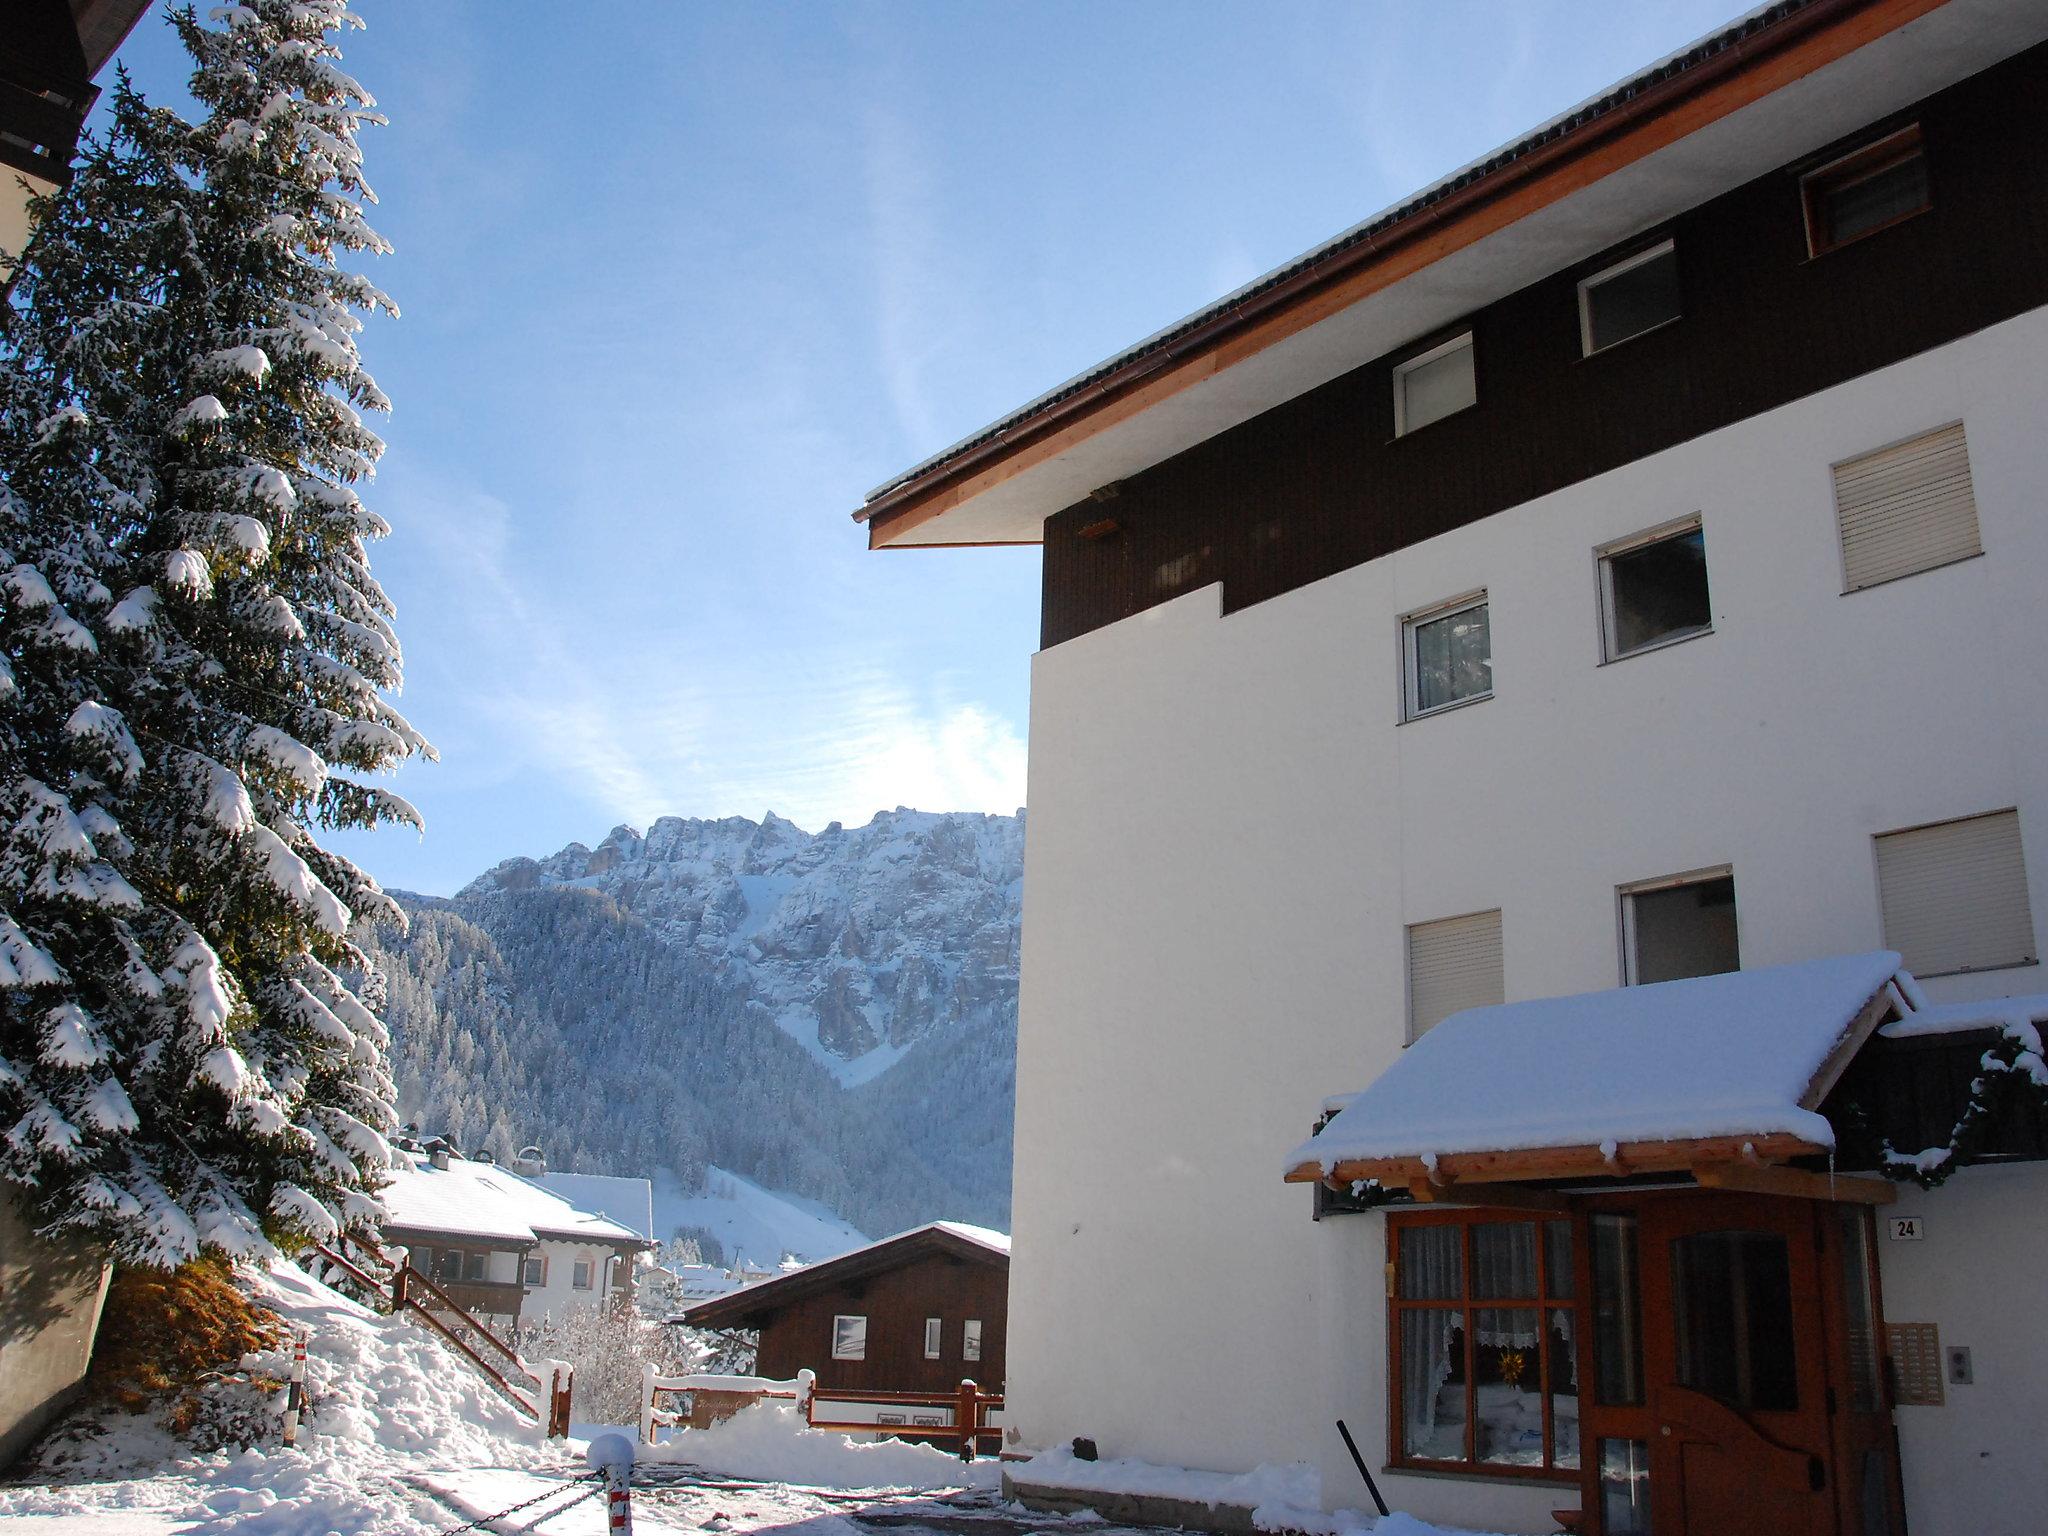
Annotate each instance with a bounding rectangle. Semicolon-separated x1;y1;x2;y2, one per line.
678;1221;1009;1330
1286;952;1907;1189
534;1171;656;1243
379;1151;653;1249
855;0;2048;548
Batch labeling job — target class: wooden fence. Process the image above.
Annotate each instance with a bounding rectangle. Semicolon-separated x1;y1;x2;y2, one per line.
638;1366;1000;1461
309;1232;573;1436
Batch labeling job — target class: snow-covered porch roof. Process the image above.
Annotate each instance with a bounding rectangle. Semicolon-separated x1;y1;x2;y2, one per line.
1284;951;1916;1201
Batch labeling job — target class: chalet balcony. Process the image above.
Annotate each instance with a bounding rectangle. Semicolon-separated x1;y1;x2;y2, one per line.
422;1278;525;1323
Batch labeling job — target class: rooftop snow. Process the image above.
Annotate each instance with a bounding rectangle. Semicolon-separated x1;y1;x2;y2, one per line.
534;1170;655;1241
1879;992;2048;1039
379;1151;647;1248
1289;951;1906;1175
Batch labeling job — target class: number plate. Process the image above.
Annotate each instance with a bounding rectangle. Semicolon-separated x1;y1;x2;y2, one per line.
1888;1217;1923;1240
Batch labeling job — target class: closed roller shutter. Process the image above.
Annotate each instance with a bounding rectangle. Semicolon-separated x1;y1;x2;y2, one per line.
1407;909;1504;1042
1875;810;2036;977
1834;422;1981;592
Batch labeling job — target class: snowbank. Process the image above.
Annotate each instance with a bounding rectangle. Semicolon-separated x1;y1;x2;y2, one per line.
647;1399;1000;1490
1011;1447;1517;1536
0;1258;556;1534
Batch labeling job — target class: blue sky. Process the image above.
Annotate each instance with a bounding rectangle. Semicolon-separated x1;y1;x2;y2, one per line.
105;1;1743;895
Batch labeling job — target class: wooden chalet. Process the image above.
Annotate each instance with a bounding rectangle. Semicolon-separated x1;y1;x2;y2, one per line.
680;1222;1009;1402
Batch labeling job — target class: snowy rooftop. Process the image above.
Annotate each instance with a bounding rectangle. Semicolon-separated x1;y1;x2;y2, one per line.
680;1219;1010;1327
1289;952;1908;1178
534;1170;655;1241
1879;991;2048;1040
380;1152;649;1248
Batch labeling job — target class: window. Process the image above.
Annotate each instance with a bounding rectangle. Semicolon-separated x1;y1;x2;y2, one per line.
1598;519;1710;661
1875;810;2036;977
1803;124;1930;257
964;1319;983;1362
1390;1212;1579;1475
463;1250;488;1283
924;1317;942;1359
1402;593;1491;719
1407;910;1504;1042
571;1258;595;1290
1579;241;1680;355
1833;422;1980;592
832;1314;867;1361
1393;332;1476;436
1620;869;1738;986
522;1255;546;1287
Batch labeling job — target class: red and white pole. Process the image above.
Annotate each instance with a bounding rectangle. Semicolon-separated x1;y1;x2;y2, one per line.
588;1432;634;1536
281;1330;308;1447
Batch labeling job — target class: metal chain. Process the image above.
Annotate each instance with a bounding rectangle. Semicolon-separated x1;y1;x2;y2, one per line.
408;1471;604;1536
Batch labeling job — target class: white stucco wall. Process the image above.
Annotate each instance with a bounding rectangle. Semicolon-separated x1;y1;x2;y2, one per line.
1008;305;2048;1533
522;1240;628;1323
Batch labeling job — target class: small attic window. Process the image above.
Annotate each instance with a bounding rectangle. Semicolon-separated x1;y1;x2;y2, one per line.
1393;333;1476;436
1803;125;1930;256
1579;241;1680;355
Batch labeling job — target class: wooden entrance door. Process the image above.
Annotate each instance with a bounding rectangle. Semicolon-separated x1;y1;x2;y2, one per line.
1579;1191;1886;1536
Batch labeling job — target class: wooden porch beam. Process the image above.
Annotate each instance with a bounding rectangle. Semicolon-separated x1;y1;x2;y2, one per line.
1286;1131;1825;1188
1692;1162;1897;1205
1406;1177;1575;1213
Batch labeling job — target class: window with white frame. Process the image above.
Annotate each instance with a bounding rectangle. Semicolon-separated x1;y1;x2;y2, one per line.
964;1319;983;1362
1402;593;1491;719
1620;869;1739;986
1407;910;1504;1042
1393;332;1475;436
1598;518;1711;661
571;1258;594;1290
832;1314;868;1361
1876;811;2036;977
1578;240;1681;357
923;1317;942;1359
1833;422;1980;592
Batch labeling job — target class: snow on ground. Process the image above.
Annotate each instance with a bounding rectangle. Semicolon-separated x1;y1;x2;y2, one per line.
0;1257;565;1535
647;1400;1001;1490
650;1165;868;1265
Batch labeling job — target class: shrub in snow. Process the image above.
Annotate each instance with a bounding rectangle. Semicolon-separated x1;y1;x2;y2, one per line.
0;0;427;1265
520;1302;707;1427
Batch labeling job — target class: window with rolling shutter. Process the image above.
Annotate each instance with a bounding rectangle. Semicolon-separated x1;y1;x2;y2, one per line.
1875;810;2036;977
1407;910;1504;1042
1833;423;1981;592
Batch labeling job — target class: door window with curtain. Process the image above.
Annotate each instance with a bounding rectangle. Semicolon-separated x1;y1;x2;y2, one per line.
1390;1211;1579;1477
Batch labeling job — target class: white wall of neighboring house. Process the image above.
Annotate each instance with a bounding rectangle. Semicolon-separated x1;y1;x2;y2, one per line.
1008;306;2048;1533
521;1239;630;1322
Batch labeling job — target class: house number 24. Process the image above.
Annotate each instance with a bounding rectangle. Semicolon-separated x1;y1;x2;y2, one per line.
1889;1217;1924;1240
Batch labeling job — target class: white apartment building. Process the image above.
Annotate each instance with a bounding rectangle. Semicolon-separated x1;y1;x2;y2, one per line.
851;4;2048;1534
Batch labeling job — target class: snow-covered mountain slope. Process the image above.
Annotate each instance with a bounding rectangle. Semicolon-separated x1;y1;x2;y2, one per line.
650;1166;869;1268
463;809;1023;1086
367;809;1021;1241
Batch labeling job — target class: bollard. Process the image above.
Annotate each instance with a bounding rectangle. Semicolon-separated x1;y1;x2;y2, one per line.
588;1431;634;1536
956;1379;979;1463
281;1329;309;1447
640;1360;658;1444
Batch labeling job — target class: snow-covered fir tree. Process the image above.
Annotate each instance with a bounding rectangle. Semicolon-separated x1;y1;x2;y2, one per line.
0;0;427;1266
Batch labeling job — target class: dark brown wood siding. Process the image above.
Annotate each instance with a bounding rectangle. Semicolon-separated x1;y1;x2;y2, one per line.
1041;43;2048;650
751;1252;1009;1395
1824;1031;2048;1172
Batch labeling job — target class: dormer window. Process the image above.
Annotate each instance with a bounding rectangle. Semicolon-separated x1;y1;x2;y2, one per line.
1802;125;1930;256
1392;332;1476;436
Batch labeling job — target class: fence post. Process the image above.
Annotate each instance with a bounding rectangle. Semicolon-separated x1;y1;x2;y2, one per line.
589;1432;634;1536
956;1379;979;1463
547;1360;574;1440
797;1367;816;1423
281;1328;309;1447
640;1361;658;1445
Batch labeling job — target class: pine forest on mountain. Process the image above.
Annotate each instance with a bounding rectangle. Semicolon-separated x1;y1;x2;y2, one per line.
368;808;1023;1242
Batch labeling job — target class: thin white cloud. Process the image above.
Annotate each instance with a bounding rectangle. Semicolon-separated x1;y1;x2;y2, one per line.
387;472;1026;837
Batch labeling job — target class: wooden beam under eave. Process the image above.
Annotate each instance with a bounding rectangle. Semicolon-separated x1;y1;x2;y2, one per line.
1693;1162;1897;1206
1798;984;1900;1112
1285;1131;1827;1190
1407;1177;1576;1213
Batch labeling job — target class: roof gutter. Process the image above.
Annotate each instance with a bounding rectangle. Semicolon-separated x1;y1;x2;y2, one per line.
854;0;1910;544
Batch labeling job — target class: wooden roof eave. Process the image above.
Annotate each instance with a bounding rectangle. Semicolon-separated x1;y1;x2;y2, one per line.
1289;977;1904;1195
